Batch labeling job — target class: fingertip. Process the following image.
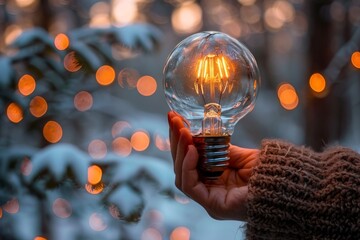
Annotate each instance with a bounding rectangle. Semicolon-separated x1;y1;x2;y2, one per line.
172;116;185;131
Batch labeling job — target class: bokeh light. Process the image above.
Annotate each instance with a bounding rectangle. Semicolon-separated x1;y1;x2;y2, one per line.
3;198;19;214
54;33;70;50
21;157;32;176
52;198;72;218
112;137;132;157
170;226;190;240
43;120;63;143
88;139;107;159
141;228;162;240
0;207;2;219
137;75;157;96
85;183;104;195
30;96;48;117
18;74;36;96
34;237;47;240
14;0;37;8
112;0;138;25
154;135;170;151
88;165;102;185
277;83;299;110
5;24;22;46
89;1;111;27
172;2;202;34
89;213;107;231
264;1;294;31
96;65;115;86
64;51;82;72
74;91;93;111
238;0;256;6
118;68;139;88
6;102;23;123
309;73;326;93
351;51;360;69
131;131;150;151
111;121;132;137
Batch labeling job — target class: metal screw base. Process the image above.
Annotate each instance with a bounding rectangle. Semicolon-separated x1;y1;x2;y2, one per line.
193;135;230;180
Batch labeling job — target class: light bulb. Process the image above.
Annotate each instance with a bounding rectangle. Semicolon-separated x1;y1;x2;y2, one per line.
163;31;260;180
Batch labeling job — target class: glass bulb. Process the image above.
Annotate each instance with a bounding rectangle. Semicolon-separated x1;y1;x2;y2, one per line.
163;31;260;180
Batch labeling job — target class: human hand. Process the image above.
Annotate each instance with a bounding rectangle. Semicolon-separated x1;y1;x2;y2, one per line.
168;111;260;221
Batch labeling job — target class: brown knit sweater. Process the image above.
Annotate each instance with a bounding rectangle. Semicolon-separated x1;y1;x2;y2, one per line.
246;139;360;240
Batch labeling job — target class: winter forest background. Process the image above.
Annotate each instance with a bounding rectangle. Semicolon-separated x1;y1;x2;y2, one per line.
0;0;359;239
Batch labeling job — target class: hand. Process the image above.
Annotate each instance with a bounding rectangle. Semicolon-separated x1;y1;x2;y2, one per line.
168;111;260;221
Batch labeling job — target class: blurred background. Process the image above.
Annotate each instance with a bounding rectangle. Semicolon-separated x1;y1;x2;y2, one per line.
0;0;359;239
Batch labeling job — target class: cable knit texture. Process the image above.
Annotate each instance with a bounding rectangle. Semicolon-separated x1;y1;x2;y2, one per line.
246;139;360;240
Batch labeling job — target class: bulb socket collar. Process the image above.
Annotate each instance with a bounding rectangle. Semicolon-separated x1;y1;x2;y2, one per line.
193;135;230;180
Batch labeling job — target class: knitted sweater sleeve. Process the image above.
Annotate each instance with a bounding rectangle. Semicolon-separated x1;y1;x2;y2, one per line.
246;139;360;240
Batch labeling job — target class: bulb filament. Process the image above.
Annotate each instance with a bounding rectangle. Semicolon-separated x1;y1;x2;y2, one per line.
195;54;233;135
195;54;232;103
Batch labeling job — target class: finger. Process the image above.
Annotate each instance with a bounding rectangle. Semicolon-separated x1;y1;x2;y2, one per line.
170;116;185;161
174;128;193;188
228;145;260;169
181;145;209;206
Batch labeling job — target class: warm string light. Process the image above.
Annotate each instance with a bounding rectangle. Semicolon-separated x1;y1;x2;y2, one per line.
277;83;299;110
170;227;191;240
96;65;115;85
30;96;48;118
88;165;103;185
351;51;360;69
309;73;326;94
54;33;70;50
43;121;63;143
6;102;23;123
18;74;36;96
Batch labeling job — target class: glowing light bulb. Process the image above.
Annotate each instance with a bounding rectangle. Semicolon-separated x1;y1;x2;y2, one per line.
163;31;260;179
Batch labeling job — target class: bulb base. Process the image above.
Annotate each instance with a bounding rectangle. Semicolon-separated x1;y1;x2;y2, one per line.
193;135;230;180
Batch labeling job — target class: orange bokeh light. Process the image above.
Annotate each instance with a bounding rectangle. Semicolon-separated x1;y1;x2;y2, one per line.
85;183;104;195
96;65;115;86
172;2;202;34
74;91;93;111
88;139;107;159
0;207;2;218
351;51;360;69
112;137;132;157
30;96;48;117
7;102;23;123
277;83;299;110
131;131;150;151
64;51;82;72
34;237;47;240
170;226;190;240
309;73;326;93
18;74;36;96
88;165;102;185
3;198;19;214
52;198;72;219
54;33;70;51
137;75;157;96
43;121;63;143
